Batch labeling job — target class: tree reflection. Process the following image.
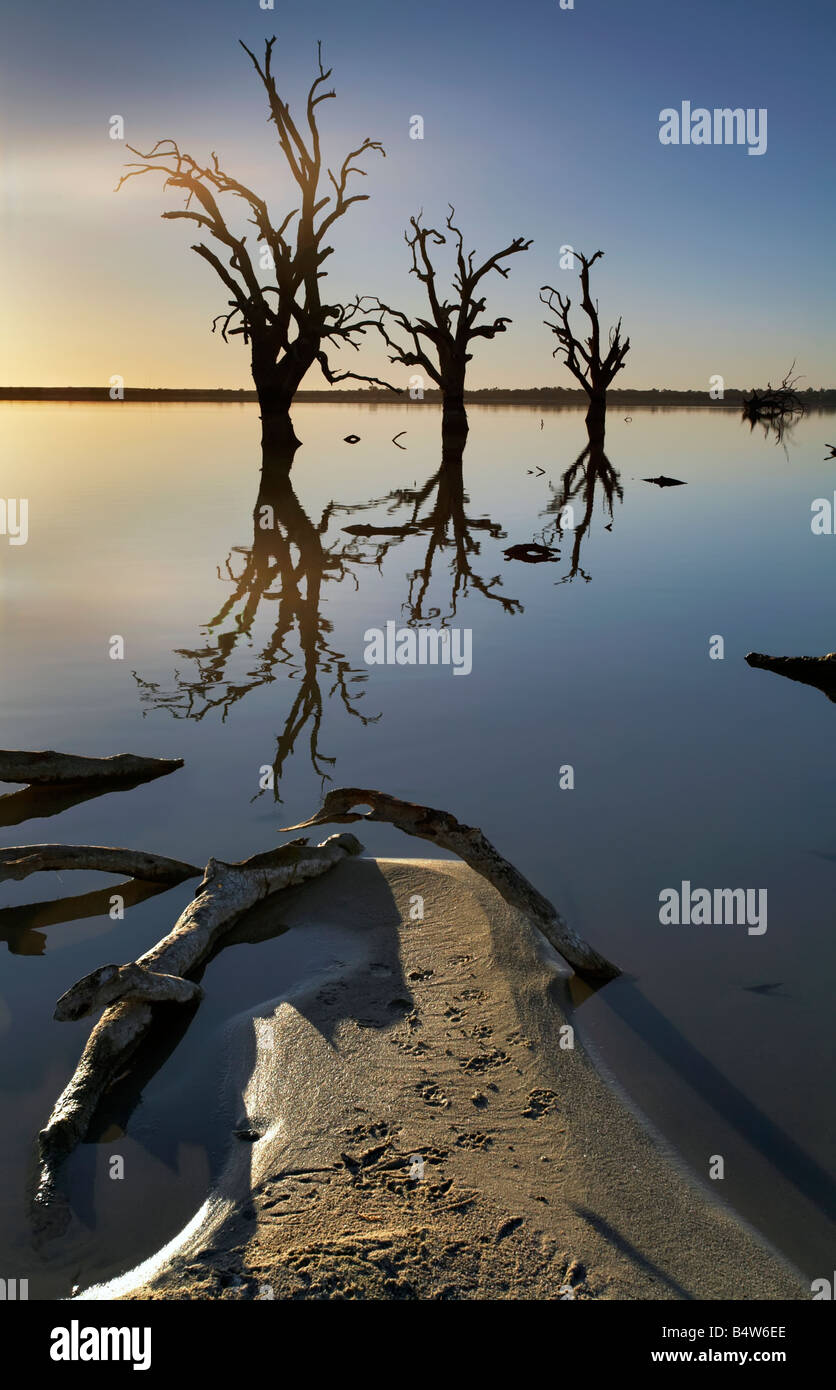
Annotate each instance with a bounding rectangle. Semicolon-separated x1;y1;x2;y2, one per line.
538;426;623;584
134;442;380;799
337;432;522;621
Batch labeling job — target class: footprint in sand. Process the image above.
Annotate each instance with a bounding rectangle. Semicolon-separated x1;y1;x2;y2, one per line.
459;1050;509;1073
417;1082;450;1109
522;1088;559;1119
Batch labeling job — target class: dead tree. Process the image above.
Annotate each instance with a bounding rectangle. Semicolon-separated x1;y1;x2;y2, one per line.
540;250;630;439
116;39;395;450
371;207;531;435
742;362;805;447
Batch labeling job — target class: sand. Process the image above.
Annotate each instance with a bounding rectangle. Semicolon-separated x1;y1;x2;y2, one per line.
77;857;806;1301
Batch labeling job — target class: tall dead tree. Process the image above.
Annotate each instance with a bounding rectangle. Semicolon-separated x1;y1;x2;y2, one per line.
372;207;531;435
117;39;394;452
540;250;630;439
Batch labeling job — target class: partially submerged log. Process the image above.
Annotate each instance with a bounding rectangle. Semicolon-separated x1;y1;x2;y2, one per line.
746;651;836;703
34;832;362;1234
0;749;182;787
283;789;620;984
55;963;203;1021
0;844;201;885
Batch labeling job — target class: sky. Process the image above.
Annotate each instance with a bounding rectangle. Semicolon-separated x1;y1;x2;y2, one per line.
1;0;834;390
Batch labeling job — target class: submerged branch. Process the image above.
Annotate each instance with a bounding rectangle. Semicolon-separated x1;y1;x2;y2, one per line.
33;832;362;1234
0;750;183;787
0;845;201;885
746;651;836;703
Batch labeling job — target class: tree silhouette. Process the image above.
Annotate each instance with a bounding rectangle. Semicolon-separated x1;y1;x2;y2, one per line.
371;207;531;436
117;38;395;452
540;250;630;439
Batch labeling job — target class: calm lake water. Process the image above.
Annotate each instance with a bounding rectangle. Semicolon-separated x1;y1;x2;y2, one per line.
1;400;834;1295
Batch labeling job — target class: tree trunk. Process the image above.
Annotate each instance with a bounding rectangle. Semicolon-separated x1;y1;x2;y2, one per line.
441;366;469;438
252;341;318;455
585;391;607;441
259;408;302;454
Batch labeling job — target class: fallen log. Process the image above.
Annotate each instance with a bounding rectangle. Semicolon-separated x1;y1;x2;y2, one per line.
0;844;201;885
283;788;620;984
746;651;836;703
0;749;182;787
33;832;362;1234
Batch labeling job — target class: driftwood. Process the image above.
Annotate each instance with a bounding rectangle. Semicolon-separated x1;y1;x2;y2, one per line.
34;832;362;1233
0;749;183;787
55;963;203;1020
0;844;200;885
283;788;620;984
746;651;836;703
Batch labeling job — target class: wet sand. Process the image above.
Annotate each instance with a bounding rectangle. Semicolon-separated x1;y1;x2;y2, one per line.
77;857;805;1300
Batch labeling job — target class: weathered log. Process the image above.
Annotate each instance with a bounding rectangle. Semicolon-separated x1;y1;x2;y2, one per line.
55;963;204;1021
746;651;836;703
283;789;620;984
0;844;201;885
0;749;182;787
34;832;362;1233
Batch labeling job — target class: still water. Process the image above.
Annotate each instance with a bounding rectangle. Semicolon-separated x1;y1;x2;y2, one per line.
1;400;834;1294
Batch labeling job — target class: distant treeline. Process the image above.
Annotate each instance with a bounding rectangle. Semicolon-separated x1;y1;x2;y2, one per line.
3;385;836;406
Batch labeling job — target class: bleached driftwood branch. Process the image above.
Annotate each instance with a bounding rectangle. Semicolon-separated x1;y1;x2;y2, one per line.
0;844;200;885
0;749;183;786
283;788;620;983
55;963;204;1020
34;832;362;1234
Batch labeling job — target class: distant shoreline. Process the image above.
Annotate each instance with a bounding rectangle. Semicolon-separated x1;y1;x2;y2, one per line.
3;385;835;407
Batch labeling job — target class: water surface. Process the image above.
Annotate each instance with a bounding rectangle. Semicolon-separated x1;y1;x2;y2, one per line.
1;400;834;1293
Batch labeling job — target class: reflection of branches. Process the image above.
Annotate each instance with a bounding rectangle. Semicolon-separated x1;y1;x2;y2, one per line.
538;427;623;584
134;445;379;799
339;435;522;622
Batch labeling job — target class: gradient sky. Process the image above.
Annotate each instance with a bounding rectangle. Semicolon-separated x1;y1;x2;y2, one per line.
2;0;834;390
